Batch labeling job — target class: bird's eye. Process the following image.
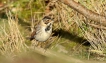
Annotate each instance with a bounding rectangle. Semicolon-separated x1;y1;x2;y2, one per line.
44;19;50;24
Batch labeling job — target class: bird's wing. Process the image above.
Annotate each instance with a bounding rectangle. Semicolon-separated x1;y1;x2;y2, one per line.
30;24;42;41
35;25;42;34
30;30;36;41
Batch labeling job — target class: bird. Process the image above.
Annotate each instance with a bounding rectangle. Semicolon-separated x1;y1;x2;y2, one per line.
30;16;54;42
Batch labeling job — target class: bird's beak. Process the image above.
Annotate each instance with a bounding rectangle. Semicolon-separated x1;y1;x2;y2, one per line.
50;20;54;24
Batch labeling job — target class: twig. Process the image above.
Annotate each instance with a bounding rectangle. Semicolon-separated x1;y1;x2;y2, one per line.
0;4;9;11
59;0;106;26
88;23;106;30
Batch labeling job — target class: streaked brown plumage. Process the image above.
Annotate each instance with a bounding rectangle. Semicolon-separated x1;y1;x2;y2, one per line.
30;16;53;42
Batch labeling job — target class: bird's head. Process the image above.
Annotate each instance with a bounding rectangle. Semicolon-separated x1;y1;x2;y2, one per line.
40;16;54;27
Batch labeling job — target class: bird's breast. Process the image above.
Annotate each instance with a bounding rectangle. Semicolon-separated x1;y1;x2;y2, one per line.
35;27;52;42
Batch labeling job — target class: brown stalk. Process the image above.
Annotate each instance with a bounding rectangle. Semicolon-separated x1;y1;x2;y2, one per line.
88;23;106;30
59;0;106;26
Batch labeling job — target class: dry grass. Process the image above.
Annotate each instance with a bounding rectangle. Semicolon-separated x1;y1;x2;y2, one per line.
0;11;27;58
73;0;106;56
52;0;106;56
0;0;106;63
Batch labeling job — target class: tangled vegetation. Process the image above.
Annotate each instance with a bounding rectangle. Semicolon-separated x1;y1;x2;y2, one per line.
0;0;106;63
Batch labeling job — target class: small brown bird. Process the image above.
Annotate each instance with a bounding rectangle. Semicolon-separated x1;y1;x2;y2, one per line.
30;16;54;42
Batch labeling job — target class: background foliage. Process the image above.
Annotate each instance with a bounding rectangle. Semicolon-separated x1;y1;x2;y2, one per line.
0;0;106;63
